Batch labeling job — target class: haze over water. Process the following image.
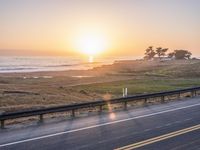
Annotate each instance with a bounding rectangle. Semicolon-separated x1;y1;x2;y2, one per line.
0;56;138;73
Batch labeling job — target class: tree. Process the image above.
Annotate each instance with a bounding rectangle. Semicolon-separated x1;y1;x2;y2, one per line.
144;46;156;60
185;51;192;59
168;52;175;58
174;50;192;60
162;48;169;56
156;47;168;59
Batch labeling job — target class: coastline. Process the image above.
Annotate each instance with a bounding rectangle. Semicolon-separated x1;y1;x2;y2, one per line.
1;59;200;113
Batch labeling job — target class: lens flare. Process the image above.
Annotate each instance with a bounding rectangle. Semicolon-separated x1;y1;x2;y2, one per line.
109;113;116;120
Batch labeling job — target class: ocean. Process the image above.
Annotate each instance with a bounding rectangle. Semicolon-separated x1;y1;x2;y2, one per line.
0;56;138;73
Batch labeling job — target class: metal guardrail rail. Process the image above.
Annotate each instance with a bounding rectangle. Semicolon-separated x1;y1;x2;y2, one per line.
1;87;200;129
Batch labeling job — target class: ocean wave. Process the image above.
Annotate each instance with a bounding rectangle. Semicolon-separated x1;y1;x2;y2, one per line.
0;56;135;73
0;67;36;71
44;64;79;67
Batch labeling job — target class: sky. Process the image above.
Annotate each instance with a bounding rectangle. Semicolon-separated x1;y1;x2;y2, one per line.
0;0;199;57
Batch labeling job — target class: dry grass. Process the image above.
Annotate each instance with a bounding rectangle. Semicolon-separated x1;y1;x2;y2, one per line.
0;59;200;113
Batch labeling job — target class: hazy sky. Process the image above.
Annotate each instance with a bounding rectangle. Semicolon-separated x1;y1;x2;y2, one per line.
0;0;199;57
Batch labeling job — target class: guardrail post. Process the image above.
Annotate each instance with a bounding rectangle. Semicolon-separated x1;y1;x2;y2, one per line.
39;114;44;123
124;101;127;110
1;120;5;129
99;105;103;113
194;91;197;96
144;98;147;104
71;109;75;118
191;91;194;98
161;96;165;103
177;92;181;100
196;90;199;96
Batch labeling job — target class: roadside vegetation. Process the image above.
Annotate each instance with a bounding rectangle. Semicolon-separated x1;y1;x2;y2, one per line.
0;47;199;112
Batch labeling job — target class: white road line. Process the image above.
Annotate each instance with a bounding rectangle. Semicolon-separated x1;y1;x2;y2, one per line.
144;129;152;132
165;123;172;126
175;121;181;124
1;102;200;148
185;118;192;121
155;126;163;129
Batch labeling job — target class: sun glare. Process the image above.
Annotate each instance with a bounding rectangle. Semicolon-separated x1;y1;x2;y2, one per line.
109;113;116;120
76;33;107;56
89;56;94;63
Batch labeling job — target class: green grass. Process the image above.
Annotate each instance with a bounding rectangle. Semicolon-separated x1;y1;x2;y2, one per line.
73;78;200;97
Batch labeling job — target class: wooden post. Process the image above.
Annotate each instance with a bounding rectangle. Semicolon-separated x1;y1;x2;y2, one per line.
1;120;5;129
161;96;165;103
39;114;43;123
144;98;147;104
71;109;75;118
124;101;127;110
194;91;197;96
191;91;194;98
99;105;103;113
177;92;181;100
196;90;199;96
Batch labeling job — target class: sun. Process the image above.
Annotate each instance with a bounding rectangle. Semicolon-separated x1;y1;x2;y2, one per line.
76;33;107;56
71;28;109;62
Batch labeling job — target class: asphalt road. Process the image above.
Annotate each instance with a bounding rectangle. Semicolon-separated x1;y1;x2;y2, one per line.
1;97;200;150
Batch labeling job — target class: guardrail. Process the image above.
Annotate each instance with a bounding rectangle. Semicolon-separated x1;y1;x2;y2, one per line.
1;86;200;129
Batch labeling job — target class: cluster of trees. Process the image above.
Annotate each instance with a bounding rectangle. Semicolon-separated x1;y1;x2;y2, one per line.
168;50;192;60
144;46;192;60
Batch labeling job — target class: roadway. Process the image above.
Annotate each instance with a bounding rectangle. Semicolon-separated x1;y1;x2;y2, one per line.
0;97;200;150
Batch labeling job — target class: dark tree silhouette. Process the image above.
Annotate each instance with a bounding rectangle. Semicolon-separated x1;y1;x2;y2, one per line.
174;50;192;59
156;47;168;59
144;46;156;60
168;52;175;58
144;47;191;60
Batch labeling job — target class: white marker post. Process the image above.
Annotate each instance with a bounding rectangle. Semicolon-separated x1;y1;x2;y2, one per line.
123;88;125;97
123;88;128;97
125;88;128;97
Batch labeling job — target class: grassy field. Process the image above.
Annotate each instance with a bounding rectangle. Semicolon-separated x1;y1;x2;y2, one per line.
73;78;200;97
0;59;200;112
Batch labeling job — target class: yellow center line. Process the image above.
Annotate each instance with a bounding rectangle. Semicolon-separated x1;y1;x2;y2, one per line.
115;124;200;150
